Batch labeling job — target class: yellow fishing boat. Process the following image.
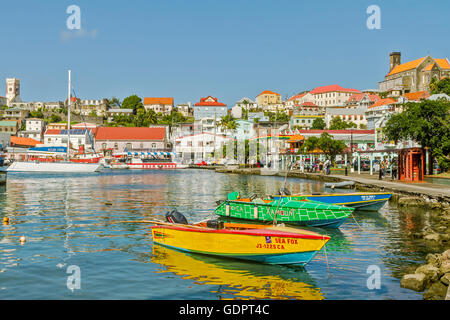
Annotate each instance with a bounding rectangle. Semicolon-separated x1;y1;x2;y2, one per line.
151;213;330;266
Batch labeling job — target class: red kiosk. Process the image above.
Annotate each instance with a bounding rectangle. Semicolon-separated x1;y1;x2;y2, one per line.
398;147;424;182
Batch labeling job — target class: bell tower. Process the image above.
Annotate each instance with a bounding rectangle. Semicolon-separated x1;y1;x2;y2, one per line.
389;52;401;72
6;78;20;104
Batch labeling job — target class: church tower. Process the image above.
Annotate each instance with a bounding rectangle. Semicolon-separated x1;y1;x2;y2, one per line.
389;52;401;72
6;78;21;105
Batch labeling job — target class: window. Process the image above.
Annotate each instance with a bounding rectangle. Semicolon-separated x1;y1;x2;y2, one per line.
140;143;144;149
126;143;132;150
114;143;118;150
151;143;156;149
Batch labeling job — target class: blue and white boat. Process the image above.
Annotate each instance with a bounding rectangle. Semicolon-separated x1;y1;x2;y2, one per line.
273;192;392;211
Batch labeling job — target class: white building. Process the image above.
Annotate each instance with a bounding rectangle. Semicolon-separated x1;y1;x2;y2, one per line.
325;107;368;129
44;128;94;151
143;97;174;115
365;98;398;130
106;108;133;122
174;132;232;164
18;118;46;141
309;84;361;108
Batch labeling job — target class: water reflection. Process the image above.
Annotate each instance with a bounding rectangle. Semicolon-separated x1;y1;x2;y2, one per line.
151;244;323;300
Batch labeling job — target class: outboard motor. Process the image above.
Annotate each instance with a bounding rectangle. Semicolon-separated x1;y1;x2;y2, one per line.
165;210;188;224
206;219;224;229
278;188;291;196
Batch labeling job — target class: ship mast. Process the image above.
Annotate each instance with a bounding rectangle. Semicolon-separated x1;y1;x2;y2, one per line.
67;70;71;160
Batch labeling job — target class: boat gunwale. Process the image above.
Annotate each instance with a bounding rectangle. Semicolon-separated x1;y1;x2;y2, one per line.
151;225;330;240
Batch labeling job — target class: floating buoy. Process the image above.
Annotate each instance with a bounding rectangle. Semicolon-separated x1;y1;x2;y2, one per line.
2;217;9;225
19;236;26;244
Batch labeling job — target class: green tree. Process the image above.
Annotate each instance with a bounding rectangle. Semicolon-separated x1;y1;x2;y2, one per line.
107;97;121;108
121;95;144;114
30;108;44;118
220;114;237;131
267;111;290;123
301;133;346;163
329;116;357;130
311;118;326;130
384;100;450;172
430;77;450;95
50;114;62;123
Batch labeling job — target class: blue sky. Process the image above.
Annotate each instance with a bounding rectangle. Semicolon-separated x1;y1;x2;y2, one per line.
1;0;449;106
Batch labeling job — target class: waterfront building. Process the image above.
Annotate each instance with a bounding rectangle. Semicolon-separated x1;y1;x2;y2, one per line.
255;90;281;107
143;97;174;115
17;118;46;141
193;96;227;120
10;136;41;148
1;108;29;125
365;98;398;130
378;52;450;94
248;112;269;123
77;99;108;117
106;108;133;122
310;84;360;108
0;120;19;135
285;92;315;108
298;129;375;153
233;120;256;141
193;96;228;134
175;103;193;117
47;123;68;130
44;128;95;151
94;127;167;153
345;93;380;109
174;132;231;163
400;90;430;103
290;102;324;130
325;107;368;129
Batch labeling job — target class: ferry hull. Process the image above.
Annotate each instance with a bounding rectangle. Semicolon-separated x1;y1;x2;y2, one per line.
6;161;102;172
127;162;185;169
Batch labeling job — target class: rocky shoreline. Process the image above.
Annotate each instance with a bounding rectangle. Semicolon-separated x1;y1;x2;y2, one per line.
401;249;450;300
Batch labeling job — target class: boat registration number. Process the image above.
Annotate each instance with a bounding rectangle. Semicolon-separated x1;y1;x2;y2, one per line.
361;195;376;201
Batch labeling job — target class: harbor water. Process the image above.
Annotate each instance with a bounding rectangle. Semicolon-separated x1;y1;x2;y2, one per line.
0;169;441;299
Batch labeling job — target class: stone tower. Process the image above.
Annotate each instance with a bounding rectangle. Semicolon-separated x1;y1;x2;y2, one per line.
389;52;401;72
6;78;20;104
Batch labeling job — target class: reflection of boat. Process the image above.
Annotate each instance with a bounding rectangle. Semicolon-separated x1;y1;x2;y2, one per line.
274;192;392;211
151;214;330;265
214;192;354;228
151;245;324;300
324;181;355;189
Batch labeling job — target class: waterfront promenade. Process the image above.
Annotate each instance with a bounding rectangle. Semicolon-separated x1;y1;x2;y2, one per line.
210;166;450;201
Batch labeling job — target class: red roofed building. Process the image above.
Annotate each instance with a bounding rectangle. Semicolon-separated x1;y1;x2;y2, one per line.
143;97;174;115
10;136;41;147
309;84;361;107
94;126;168;152
193;96;228;125
345;93;380;109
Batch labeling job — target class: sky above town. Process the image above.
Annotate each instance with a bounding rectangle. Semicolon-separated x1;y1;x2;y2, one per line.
1;0;449;107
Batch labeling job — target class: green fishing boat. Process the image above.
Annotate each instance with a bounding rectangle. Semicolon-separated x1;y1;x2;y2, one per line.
214;192;354;228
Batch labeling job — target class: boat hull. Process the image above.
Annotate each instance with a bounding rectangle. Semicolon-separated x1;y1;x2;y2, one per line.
215;198;353;229
274;193;392;211
151;225;329;265
127;162;179;169
6;161;102;172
